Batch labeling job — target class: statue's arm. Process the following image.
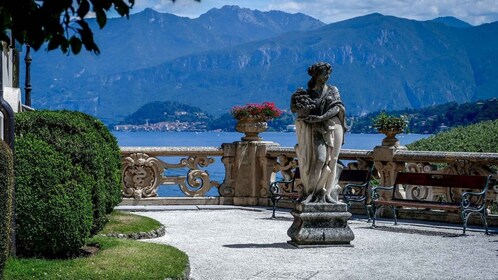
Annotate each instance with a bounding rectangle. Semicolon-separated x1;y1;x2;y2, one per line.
321;105;341;120
306;104;342;123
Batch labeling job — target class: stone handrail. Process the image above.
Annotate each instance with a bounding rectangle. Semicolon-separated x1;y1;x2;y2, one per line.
120;142;498;207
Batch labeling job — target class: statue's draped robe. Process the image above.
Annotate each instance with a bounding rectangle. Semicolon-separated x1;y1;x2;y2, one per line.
294;85;346;200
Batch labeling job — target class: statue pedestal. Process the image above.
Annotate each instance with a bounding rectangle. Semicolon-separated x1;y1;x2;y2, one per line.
287;203;354;248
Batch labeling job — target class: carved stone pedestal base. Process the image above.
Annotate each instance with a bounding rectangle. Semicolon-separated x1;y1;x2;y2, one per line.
287;203;355;248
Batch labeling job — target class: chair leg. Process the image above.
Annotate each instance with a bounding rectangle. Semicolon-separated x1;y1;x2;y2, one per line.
392;206;398;225
461;211;468;235
364;203;371;223
371;204;377;228
479;211;489;235
483;213;489;235
271;197;277;219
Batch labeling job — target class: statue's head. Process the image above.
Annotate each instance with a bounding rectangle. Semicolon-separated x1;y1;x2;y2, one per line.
307;62;332;78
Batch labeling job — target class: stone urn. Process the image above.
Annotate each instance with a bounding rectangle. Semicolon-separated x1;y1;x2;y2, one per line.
379;128;402;147
235;118;268;141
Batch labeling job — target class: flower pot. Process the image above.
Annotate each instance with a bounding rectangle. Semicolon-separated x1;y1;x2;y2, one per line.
235;118;268;141
379;128;402;147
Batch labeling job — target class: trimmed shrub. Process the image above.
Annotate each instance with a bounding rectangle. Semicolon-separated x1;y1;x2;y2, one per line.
15;110;122;235
0;140;14;275
407;119;498;153
14;136;93;257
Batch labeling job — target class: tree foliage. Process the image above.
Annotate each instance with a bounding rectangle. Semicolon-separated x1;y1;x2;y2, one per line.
351;98;498;134
15;136;93;258
0;0;135;54
15;110;123;235
407;120;498;153
0;0;198;54
0;141;14;277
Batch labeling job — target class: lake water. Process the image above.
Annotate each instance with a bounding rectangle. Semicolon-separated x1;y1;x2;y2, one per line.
114;131;429;150
114;131;430;196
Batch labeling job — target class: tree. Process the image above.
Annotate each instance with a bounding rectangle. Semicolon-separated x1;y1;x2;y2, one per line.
0;0;199;55
0;0;134;54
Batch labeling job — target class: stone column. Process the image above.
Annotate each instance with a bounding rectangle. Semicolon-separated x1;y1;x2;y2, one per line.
220;141;279;206
373;145;407;200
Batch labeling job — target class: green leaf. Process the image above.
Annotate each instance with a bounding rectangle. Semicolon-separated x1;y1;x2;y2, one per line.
95;8;107;28
113;1;130;17
77;0;90;19
47;36;61;51
70;36;82;54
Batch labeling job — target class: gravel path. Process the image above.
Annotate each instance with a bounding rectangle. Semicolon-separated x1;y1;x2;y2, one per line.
121;206;498;280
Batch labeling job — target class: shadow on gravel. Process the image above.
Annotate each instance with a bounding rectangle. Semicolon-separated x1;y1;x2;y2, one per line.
223;243;295;249
260;217;293;221
359;225;463;237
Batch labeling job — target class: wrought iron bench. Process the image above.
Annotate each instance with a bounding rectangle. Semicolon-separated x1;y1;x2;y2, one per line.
269;165;374;219
371;172;494;234
269;167;302;219
341;163;375;221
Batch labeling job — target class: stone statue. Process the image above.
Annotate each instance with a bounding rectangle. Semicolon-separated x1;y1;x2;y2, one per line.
291;62;347;204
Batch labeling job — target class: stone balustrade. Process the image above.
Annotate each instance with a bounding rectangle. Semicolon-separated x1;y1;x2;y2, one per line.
121;146;223;199
120;141;498;223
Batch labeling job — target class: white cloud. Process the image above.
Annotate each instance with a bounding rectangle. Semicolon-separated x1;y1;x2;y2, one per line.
131;0;498;25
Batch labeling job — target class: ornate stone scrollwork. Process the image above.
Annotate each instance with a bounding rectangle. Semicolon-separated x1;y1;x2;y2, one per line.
271;155;300;194
442;160;491;176
273;155;298;180
122;153;221;199
181;156;214;170
122;153;163;199
404;162;438;201
374;161;405;200
219;156;235;197
167;156;220;197
358;159;371;171
442;160;493;203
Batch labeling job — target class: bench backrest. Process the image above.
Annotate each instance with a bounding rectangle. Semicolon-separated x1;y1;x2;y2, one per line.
394;172;489;190
339;169;371;183
279;164;372;194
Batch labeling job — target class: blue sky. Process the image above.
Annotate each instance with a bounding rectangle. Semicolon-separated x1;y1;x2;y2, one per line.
129;0;498;26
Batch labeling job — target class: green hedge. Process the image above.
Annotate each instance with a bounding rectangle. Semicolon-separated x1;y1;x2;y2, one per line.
15;110;122;235
407;119;498;153
0;140;14;276
15;136;93;257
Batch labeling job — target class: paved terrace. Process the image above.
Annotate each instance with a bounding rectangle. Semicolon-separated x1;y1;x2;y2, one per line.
117;205;498;280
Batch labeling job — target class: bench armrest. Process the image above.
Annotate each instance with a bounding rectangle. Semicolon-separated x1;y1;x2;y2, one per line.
269;180;293;195
371;186;394;201
344;181;369;189
343;182;369;199
461;175;491;210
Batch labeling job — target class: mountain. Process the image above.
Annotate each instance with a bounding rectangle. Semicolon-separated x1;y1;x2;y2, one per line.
28;9;498;124
29;5;324;79
29;6;324;122
430;16;473;28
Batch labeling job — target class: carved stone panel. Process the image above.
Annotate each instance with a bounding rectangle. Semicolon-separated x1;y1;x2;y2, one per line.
122;153;163;199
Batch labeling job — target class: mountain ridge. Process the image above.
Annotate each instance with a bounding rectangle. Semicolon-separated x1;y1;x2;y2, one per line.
28;7;498;124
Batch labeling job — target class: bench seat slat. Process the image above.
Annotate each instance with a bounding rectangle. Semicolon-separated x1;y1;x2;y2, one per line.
374;200;460;211
273;193;300;198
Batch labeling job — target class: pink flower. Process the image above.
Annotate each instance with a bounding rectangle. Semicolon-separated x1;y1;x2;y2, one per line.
230;102;282;121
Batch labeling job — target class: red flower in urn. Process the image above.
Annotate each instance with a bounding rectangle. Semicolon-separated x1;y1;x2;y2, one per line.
231;102;282;141
230;102;282;122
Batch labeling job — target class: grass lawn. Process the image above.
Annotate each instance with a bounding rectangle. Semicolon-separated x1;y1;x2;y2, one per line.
99;211;163;235
3;211;189;280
